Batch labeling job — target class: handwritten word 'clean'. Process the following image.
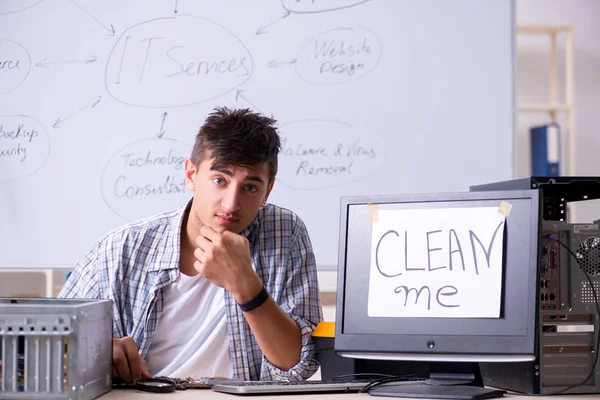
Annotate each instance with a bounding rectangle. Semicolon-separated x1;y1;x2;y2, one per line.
375;224;504;277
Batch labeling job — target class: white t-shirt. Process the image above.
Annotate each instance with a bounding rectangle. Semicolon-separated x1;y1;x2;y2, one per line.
146;272;233;378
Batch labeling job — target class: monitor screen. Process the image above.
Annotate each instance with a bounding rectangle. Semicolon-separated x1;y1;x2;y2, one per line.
334;189;541;364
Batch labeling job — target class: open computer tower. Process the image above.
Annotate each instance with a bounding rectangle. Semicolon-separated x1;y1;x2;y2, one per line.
471;176;600;394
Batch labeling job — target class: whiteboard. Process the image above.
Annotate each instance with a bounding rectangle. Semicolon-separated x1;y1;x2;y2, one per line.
0;0;516;269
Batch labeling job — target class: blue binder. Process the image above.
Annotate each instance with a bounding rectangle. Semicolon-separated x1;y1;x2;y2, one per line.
530;123;560;176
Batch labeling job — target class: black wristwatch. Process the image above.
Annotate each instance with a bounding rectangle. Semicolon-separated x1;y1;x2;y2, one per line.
238;286;270;312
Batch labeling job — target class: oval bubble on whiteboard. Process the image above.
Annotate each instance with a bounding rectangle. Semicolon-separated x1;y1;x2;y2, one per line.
281;0;371;13
277;118;386;190
105;16;254;108
101;138;192;220
0;0;45;15
0;39;31;95
0;115;49;182
295;26;382;86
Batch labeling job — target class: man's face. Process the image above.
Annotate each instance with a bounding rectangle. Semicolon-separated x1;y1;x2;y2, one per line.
184;157;274;234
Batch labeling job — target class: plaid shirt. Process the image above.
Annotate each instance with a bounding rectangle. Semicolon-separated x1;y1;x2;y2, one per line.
58;201;323;381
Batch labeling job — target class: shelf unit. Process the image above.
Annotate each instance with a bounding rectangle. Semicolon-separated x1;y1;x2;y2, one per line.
517;25;575;176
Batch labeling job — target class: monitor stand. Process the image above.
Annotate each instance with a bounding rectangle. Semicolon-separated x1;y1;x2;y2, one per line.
368;362;506;400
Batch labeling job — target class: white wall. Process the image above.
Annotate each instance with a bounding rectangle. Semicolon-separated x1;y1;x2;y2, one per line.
516;0;600;222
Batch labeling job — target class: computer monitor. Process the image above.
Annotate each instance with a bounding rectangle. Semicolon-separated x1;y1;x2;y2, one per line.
334;189;541;399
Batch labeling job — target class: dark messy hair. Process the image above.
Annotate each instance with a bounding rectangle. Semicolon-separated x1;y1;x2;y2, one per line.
191;107;281;183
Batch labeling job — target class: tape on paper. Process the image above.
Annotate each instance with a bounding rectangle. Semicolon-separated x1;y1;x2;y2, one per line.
368;204;379;222
498;200;513;217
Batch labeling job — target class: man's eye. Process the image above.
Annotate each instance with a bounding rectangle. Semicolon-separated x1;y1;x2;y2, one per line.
245;185;258;193
213;178;225;185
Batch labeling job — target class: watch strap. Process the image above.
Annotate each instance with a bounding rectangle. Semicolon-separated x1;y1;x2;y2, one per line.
238;286;269;312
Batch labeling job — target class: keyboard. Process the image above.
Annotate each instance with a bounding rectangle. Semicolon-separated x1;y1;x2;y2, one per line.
211;378;376;395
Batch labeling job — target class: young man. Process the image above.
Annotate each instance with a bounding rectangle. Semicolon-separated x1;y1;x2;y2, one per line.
58;107;323;382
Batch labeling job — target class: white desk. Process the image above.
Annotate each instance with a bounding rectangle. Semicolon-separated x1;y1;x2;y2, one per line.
99;390;598;400
101;390;356;399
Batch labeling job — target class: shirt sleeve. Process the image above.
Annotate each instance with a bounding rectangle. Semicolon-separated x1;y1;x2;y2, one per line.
56;240;126;339
260;217;324;381
57;245;101;300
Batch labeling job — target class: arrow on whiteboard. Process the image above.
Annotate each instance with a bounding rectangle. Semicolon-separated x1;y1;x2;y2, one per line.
235;90;265;115
256;10;290;35
36;55;97;68
68;0;115;36
158;112;168;138
268;59;296;68
53;96;102;129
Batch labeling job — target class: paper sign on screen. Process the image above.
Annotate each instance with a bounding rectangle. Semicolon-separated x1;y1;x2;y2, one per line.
368;207;506;318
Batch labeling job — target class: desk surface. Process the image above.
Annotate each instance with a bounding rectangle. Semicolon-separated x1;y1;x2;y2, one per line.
99;390;600;399
102;390;357;399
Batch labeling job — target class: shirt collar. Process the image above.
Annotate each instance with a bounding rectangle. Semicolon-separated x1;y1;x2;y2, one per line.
239;211;260;241
147;199;192;273
147;199;261;273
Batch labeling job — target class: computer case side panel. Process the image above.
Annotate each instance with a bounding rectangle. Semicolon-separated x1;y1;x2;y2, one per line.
473;177;600;394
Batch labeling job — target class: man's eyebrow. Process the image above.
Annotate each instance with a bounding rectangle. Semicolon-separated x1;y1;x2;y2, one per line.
212;168;265;184
245;175;265;184
212;167;233;177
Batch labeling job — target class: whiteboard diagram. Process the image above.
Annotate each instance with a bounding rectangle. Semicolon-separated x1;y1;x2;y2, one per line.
0;0;516;269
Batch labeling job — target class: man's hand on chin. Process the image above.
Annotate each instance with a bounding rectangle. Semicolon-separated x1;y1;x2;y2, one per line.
193;225;263;302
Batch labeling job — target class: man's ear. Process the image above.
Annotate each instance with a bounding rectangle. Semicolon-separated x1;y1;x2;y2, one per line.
184;158;197;191
263;179;275;206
